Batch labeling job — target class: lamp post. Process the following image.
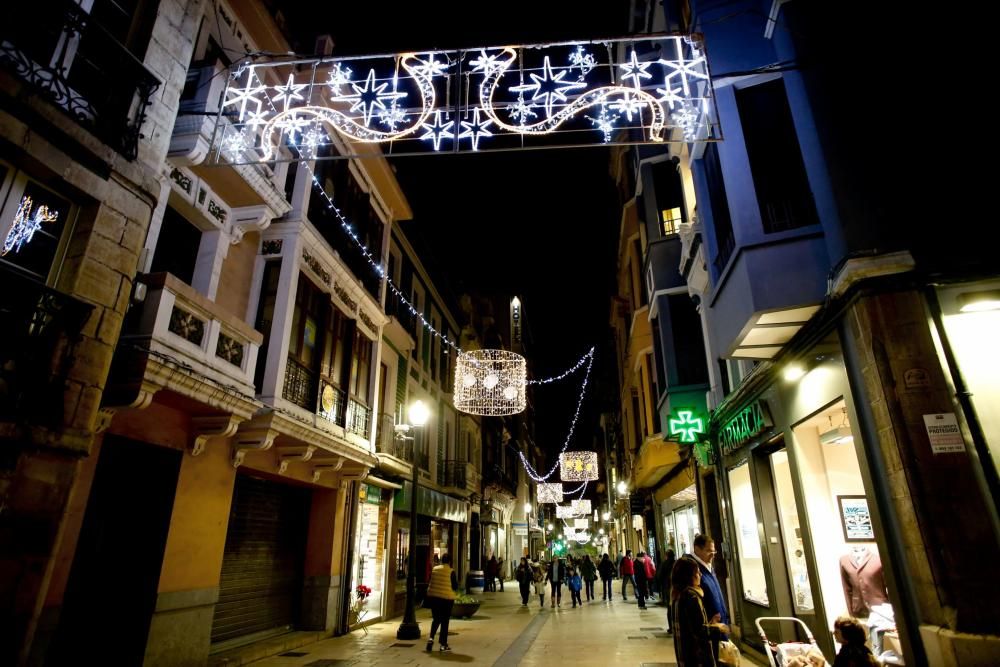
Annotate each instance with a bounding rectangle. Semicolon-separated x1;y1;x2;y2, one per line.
396;400;430;640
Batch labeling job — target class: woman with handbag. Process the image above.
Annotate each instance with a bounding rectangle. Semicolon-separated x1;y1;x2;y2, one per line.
671;557;728;666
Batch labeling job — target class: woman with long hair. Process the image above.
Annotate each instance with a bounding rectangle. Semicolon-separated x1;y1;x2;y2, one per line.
671;557;727;666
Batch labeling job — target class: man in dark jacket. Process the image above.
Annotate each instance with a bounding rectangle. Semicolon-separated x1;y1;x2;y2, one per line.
686;534;730;639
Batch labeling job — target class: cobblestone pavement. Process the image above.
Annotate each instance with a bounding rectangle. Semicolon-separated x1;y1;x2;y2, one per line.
250;586;684;667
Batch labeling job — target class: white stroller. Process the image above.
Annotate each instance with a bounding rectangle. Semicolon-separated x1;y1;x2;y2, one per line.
754;617;830;667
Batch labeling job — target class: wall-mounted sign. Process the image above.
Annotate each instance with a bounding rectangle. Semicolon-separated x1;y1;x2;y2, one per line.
668;409;705;443
720;401;771;454
923;413;966;454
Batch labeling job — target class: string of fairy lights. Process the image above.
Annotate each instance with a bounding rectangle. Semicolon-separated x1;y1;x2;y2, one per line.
237;58;601;503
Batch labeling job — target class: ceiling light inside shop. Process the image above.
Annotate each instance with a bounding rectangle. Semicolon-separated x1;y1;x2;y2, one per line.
783;364;806;381
958;289;1000;313
820;409;854;446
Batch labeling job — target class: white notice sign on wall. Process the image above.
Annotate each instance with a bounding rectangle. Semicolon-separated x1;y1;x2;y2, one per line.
923;413;966;454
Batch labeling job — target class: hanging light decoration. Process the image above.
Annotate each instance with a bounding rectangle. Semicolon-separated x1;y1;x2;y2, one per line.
573;518;589;529
571;499;592;515
454;349;527;416
559;451;599;481
537;483;564;504
555;504;578;518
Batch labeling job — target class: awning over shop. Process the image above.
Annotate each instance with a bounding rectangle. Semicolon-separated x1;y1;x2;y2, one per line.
633;439;683;490
394;481;469;523
653;461;697;504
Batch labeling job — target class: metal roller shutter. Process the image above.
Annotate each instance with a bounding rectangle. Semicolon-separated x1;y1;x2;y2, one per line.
211;475;311;645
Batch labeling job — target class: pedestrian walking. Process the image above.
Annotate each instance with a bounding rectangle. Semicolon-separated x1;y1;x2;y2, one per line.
660;549;676;630
516;557;532;605
568;566;583;607
598;553;615;601
671;556;727;666
581;554;597;601
620;550;636;600
634;551;650;609
546;557;564;607
533;561;547;608
497;557;505;592
425;554;458;653
642;552;657;601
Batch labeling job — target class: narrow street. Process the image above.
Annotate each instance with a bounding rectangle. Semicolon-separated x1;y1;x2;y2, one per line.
237;587;698;667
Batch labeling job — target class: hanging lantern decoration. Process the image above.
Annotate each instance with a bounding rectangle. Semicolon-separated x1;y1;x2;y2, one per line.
573;518;589;529
454;349;527;416
555;504;578;518
559;451;599;481
571;499;592;515
572;532;592;543
537;483;564;504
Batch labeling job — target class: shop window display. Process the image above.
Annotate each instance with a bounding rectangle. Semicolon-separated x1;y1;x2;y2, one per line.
350;485;387;623
728;460;769;605
792;401;900;663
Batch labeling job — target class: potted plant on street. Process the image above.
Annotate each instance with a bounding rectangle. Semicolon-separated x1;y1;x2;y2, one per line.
349;584;372;627
450;592;481;618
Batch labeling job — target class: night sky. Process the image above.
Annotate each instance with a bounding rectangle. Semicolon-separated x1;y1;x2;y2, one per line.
281;2;633;476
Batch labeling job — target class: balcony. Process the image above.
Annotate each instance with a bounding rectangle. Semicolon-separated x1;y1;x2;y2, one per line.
0;267;93;436
706;231;827;360
169;63;291;218
442;460;481;499
1;0;159;161
107;272;262;419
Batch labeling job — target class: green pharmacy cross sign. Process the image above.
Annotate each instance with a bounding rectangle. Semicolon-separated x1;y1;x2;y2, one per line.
669;409;705;444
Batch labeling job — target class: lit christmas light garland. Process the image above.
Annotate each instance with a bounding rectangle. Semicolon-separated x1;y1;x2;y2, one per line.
212;34;717;162
519;349;595;482
245;60;602;486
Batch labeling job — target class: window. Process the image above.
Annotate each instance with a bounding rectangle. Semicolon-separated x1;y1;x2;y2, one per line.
321;305;351;388
661;207;683;236
149;207;201;285
736;79;818;234
253;260;281;392
728;460;770;605
349;329;372;404
308;149;384;298
702;142;734;276
0;169;74;284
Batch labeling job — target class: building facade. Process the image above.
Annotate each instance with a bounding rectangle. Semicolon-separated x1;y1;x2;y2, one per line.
620;1;1000;665
0;0;442;664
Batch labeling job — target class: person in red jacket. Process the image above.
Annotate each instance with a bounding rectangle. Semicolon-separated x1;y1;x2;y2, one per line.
620;550;636;600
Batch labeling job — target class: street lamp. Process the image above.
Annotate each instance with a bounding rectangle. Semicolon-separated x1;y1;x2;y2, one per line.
602;511;611;521
397;400;430;640
617;480;628;495
524;502;532;515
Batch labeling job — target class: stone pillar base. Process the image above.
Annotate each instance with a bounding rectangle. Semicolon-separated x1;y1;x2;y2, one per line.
301;575;341;633
143;587;218;667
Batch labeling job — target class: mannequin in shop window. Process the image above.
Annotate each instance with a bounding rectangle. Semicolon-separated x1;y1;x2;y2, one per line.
839;544;889;618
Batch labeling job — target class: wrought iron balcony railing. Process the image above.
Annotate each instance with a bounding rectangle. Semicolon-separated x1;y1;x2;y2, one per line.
1;0;160;161
283;356;318;412
345;398;370;439
0;266;93;431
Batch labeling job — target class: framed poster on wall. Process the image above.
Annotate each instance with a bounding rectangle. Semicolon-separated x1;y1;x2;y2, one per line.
837;495;875;542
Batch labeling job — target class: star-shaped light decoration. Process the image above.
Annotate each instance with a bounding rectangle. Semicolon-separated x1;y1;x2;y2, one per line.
620;50;653;90
510;56;587;118
656;81;684;110
658;39;709;96
338;68;406;127
222;67;265;121
275;112;313;144
668;409;705;444
459;107;493;151
413;53;450;78
420;110;455;151
609;92;646;122
469;49;503;76
272;73;307;111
